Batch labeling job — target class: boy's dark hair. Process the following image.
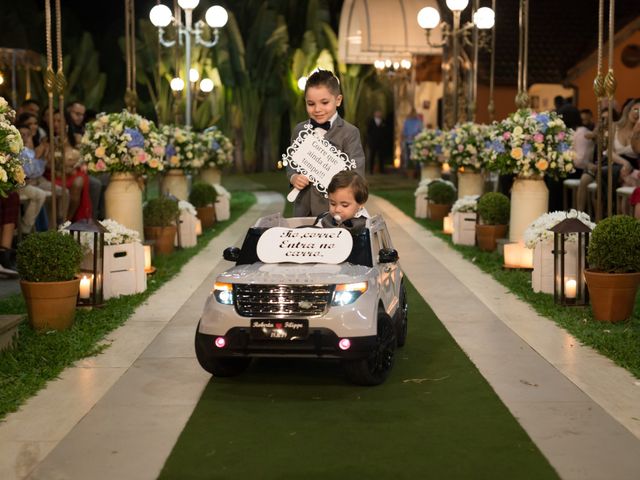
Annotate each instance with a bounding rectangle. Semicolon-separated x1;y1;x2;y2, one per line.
328;171;368;204
305;69;341;97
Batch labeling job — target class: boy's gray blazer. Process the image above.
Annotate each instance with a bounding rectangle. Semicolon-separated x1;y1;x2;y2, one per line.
286;116;366;217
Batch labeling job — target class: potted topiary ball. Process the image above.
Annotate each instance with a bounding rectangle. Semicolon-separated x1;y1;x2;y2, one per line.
143;196;180;255
17;231;83;331
585;215;640;322
476;192;510;251
427;180;456;221
188;181;217;229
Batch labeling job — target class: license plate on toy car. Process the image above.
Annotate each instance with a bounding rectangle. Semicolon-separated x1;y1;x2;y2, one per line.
250;320;308;340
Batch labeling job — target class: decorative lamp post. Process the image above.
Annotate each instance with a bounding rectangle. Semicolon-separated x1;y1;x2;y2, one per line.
417;0;495;127
149;1;228;127
67;219;107;307
550;218;591;306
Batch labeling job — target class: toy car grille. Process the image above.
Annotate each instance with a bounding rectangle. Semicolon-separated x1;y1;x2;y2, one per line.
234;284;333;317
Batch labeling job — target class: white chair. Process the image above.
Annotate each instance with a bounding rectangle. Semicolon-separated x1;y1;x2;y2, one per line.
616;186;635;216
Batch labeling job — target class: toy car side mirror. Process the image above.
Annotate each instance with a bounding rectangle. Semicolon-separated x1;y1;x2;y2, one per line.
379;248;399;263
223;247;240;262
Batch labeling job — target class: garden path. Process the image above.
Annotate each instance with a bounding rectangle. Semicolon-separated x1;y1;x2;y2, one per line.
1;192;640;480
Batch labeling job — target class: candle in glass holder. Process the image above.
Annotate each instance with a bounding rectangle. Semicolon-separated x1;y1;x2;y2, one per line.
565;278;577;299
143;245;152;272
195;219;203;236
79;275;91;299
443;215;453;234
442;162;451;173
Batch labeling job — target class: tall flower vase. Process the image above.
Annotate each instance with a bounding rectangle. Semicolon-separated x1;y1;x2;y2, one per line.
199;166;222;186
105;172;144;240
161;169;189;201
509;177;549;242
457;171;484;198
421;164;441;181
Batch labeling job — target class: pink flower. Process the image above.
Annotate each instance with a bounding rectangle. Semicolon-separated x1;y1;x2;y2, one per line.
96;160;107;171
533;133;544;143
457;144;464;152
557;131;566;140
503;132;511;140
137;151;148;164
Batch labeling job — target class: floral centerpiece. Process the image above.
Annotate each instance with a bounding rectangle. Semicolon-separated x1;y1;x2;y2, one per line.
487;109;575;179
451;195;479;214
410;128;443;166
443;122;487;172
178;200;197;217
0;97;25;196
523;210;595;249
80;110;166;175
200;126;234;169
161;125;205;171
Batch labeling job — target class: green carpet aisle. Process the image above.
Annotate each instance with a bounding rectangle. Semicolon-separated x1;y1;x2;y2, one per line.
159;281;558;480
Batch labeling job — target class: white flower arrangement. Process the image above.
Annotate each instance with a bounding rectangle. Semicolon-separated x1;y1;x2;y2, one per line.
60;219;141;249
414;178;456;197
201;127;234;169
0;96;25;196
178;200;197;216
523;210;595;249
81;110;166;175
486;109;575;179
161;125;206;171
451;195;479;213
442;122;488;172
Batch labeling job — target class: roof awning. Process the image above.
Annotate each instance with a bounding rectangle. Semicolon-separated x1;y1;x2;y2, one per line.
338;0;443;65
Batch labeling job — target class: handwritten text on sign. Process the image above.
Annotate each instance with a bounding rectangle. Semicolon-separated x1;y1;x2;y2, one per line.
282;126;356;198
257;227;353;264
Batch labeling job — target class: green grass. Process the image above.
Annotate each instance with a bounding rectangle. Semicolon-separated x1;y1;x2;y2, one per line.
375;188;640;380
0;191;256;420
160;280;558;480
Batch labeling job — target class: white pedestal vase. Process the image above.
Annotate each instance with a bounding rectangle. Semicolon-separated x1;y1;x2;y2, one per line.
105;173;144;241
452;212;477;246
199;166;222;186
161;169;189;201
531;239;578;294
421;164;441;181
457;171;484;199
509;177;549;242
415;196;429;218
103;243;147;300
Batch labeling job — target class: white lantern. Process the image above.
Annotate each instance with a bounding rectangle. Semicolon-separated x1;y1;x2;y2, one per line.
473;7;495;29
446;0;470;12
205;5;229;28
178;0;200;10
200;78;214;93
417;7;441;29
149;4;173;27
170;77;185;92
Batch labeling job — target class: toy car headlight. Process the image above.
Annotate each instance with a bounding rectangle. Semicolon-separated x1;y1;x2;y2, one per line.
213;282;234;305
332;282;368;306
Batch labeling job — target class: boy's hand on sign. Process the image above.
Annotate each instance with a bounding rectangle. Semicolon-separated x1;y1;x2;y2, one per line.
291;174;310;190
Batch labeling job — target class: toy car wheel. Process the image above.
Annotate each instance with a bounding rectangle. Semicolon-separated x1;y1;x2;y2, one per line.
343;312;396;386
396;282;408;348
195;327;251;377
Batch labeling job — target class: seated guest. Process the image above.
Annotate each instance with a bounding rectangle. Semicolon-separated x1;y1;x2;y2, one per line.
0;192;20;276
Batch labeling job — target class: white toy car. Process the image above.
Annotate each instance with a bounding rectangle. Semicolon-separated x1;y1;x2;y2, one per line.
195;213;408;385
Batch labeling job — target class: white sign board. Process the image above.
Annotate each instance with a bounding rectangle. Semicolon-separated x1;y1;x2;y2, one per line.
257;227;353;264
282;125;356;201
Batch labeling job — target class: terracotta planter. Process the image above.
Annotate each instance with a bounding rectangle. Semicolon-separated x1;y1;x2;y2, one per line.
196;206;216;229
20;279;80;331
144;226;178;255
429;203;451;221
476;224;508;252
584;270;640;322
